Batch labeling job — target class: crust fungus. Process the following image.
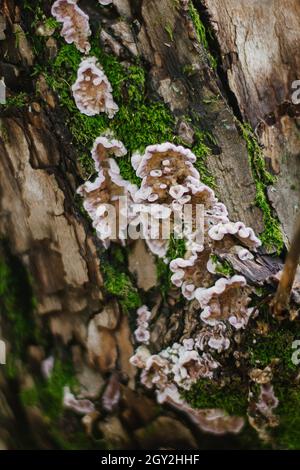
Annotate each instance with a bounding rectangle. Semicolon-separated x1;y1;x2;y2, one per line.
72;57;119;118
208;221;261;251
51;0;91;53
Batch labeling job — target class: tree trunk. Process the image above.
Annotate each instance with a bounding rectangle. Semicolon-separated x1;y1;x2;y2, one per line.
0;0;299;450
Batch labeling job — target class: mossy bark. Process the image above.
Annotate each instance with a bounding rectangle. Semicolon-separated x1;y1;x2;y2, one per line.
0;0;299;450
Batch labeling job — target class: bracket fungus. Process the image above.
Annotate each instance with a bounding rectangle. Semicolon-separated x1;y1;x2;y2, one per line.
72;57;119;118
51;0;91;53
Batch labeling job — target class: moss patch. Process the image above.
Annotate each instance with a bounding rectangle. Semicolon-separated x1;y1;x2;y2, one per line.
274;384;300;449
156;235;186;296
210;254;234;277
36;40;174;182
0;245;40;359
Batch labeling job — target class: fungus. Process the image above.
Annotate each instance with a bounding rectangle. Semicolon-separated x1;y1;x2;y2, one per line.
248;383;279;442
249;366;273;385
173;350;220;390
72;57;119;118
127;141;263;438
63;386;95;415
132;339;219;393
129;345;151;368
51;0;91;53
256;384;279;418
208;221;261;250
134;305;151;345
170;250;214;300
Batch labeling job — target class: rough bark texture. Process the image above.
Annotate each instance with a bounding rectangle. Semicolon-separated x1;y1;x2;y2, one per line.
0;0;299;450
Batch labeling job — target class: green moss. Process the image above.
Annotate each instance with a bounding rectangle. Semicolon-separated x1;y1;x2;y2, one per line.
44;17;60;30
0;246;39;358
20;358;106;449
102;262;141;312
50;428;106;450
189;2;217;70
167;234;186;260
38;40;174;183
184;378;248;416
240;122;283;253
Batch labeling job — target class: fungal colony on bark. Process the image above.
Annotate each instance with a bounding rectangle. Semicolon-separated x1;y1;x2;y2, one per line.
49;0;280;440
